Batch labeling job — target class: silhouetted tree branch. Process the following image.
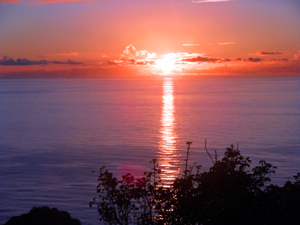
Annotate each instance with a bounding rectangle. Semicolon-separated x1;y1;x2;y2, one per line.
90;142;300;225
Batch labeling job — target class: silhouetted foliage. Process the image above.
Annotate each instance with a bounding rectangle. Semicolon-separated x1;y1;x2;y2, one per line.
90;144;300;225
4;206;81;225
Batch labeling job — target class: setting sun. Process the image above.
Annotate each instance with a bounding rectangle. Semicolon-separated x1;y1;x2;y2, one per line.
154;54;178;75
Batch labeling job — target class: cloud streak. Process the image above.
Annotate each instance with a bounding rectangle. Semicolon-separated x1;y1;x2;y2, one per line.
182;44;200;46
0;57;48;65
253;50;300;59
52;59;82;64
182;56;219;63
0;56;82;65
218;42;235;45
256;50;289;55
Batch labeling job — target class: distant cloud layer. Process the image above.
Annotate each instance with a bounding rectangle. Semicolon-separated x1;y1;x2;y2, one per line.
254;50;300;59
182;56;219;62
52;59;82;64
256;50;287;55
180;55;265;64
0;56;82;65
0;57;48;65
1;47;299;77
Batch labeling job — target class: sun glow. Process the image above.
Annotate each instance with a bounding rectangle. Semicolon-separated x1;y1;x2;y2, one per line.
154;54;178;75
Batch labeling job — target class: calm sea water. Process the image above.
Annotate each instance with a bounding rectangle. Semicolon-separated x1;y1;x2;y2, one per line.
0;76;299;224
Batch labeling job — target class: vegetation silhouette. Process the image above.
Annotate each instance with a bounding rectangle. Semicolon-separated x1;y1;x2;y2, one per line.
4;206;81;225
90;143;300;225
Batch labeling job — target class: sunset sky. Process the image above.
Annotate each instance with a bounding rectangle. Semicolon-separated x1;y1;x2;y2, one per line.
0;0;299;77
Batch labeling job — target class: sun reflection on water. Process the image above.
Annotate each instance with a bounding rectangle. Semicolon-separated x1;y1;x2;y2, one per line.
159;78;179;186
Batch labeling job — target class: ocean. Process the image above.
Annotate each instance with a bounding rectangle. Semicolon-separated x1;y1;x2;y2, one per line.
0;75;299;224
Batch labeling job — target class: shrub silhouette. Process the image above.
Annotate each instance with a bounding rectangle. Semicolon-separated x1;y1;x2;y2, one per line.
4;206;81;225
90;144;300;225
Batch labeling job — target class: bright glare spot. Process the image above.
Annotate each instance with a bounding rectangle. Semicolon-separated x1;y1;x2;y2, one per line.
155;54;177;75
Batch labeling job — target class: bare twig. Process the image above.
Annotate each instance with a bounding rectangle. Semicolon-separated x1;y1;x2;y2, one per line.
215;149;217;163
185;142;192;179
205;139;215;165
